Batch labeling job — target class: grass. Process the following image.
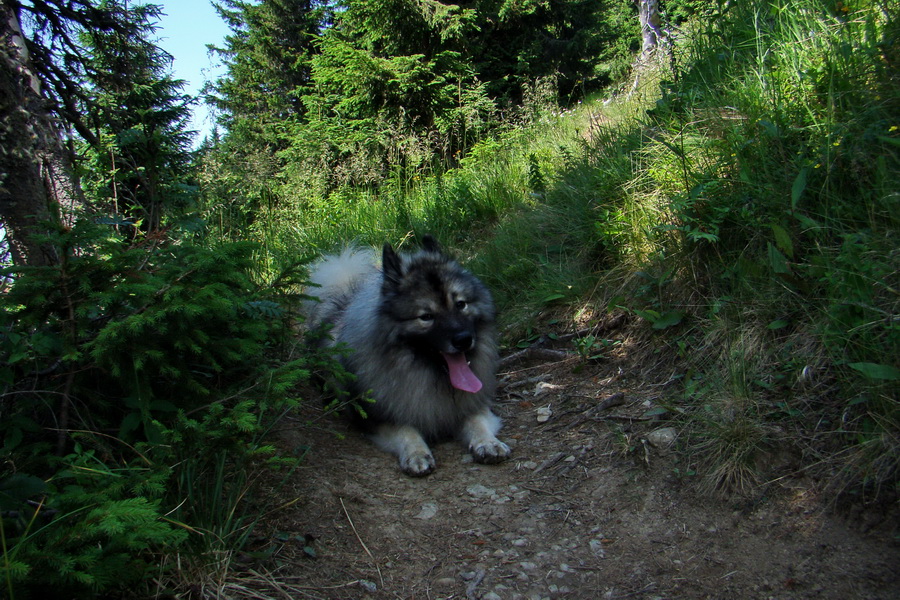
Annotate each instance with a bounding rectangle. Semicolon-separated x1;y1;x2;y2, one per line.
219;0;898;501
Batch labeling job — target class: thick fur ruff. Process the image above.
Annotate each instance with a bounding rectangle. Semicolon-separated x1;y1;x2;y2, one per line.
304;236;510;476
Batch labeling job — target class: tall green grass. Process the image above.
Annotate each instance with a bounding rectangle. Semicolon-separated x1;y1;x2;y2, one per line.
245;0;897;499
594;0;899;498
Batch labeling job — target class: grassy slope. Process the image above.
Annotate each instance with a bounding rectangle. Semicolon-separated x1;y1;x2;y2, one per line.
275;0;898;500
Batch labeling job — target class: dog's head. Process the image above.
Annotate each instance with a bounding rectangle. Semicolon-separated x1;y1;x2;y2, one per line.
380;235;494;393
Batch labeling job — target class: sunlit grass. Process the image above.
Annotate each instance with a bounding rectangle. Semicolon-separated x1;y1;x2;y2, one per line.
247;0;899;500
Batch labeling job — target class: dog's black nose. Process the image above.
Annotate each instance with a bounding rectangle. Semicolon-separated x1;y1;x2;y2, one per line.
451;332;474;352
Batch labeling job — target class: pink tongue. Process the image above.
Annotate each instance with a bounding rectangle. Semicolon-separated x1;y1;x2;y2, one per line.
441;352;482;393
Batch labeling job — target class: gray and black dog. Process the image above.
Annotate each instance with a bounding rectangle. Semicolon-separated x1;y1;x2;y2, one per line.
305;235;510;476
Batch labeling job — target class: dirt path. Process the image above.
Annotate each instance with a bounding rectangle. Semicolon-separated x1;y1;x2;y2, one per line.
267;355;899;600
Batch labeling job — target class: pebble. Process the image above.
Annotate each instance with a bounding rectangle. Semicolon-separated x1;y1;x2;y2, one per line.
536;405;553;423
646;427;678;448
414;502;438;519
467;484;496;499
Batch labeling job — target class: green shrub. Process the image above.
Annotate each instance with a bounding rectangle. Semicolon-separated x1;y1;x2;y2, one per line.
1;216;316;597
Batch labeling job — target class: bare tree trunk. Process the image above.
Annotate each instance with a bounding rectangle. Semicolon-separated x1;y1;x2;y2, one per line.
637;0;665;58
1;2;59;266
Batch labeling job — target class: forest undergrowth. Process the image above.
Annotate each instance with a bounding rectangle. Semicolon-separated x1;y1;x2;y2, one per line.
239;0;899;506
1;0;897;597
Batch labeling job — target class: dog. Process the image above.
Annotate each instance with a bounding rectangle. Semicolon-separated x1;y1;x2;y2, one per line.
304;235;510;476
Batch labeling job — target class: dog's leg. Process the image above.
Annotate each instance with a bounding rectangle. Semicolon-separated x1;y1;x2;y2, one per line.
461;410;511;464
371;423;436;476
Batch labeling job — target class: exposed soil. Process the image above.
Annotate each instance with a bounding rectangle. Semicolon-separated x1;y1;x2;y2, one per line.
260;347;899;600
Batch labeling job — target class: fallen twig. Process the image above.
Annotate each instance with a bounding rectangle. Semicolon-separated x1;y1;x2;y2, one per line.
548;392;627;432
339;497;384;590
465;569;485;600
499;347;574;368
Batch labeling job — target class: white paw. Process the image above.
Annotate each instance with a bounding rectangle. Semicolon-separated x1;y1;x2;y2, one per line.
470;438;511;464
400;451;436;477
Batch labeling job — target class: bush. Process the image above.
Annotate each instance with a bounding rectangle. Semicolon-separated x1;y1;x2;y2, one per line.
0;216;316;597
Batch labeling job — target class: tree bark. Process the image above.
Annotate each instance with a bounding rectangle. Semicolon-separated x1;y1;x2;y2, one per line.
1;2;59;267
637;0;665;58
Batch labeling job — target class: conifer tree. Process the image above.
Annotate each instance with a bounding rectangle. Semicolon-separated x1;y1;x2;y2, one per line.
79;2;196;233
466;0;638;103
0;0;137;265
290;0;494;187
209;0;327;150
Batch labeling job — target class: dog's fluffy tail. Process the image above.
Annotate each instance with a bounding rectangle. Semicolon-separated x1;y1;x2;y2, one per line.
304;248;377;327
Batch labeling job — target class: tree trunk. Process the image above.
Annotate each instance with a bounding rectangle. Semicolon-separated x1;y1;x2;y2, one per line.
637;0;664;58
1;2;59;267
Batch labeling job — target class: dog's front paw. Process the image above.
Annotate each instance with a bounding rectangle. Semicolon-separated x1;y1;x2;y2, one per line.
400;451;436;477
470;438;511;464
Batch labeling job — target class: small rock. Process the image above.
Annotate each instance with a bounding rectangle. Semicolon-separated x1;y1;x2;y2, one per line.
521;460;539;470
358;579;377;592
512;538;528;547
482;593;502;600
415;502;438;520
435;577;456;586
536;405;553;423
467;484;496;499
646;427;678;448
589;538;605;557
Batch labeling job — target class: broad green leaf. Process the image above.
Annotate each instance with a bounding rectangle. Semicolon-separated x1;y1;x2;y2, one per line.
848;362;900;381
770;223;794;258
541;293;566;303
652;310;684;330
642;406;669;418
876;135;900;148
0;474;47;510
791;166;809;209
634;309;661;322
767;243;791;274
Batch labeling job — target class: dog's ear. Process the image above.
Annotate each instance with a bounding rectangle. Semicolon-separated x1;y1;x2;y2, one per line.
382;242;404;288
421;234;441;254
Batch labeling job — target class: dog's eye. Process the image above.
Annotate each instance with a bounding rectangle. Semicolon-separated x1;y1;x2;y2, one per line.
455;300;467;311
418;313;434;322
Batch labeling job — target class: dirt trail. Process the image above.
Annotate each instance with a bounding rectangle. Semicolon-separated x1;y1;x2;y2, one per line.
269;354;899;600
